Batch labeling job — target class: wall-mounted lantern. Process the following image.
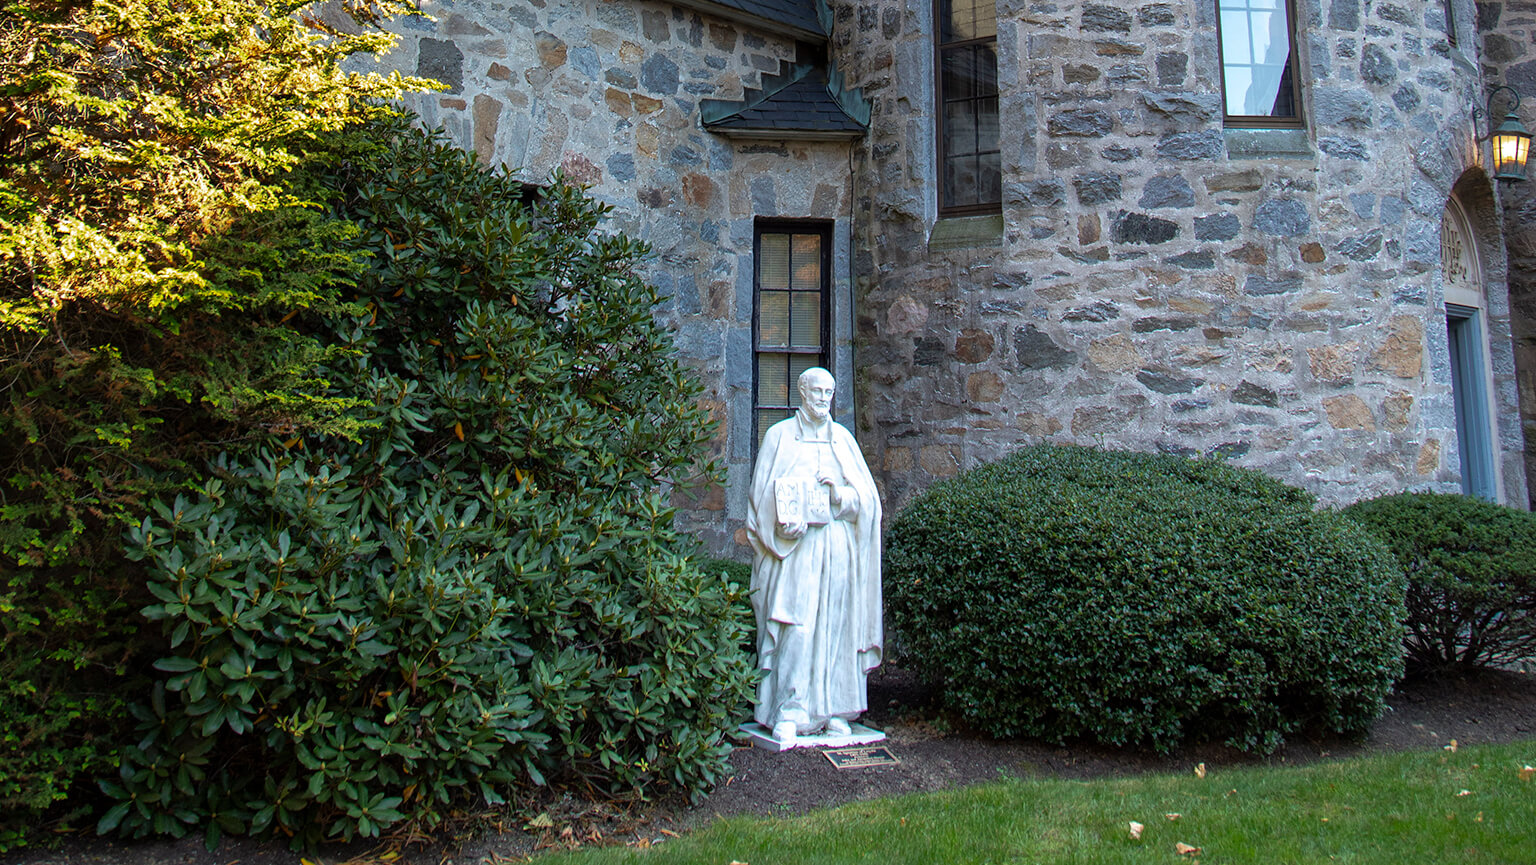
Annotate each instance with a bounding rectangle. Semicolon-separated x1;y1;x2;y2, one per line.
1479;85;1533;182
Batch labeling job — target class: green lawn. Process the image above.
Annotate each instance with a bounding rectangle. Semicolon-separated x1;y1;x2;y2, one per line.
533;742;1536;864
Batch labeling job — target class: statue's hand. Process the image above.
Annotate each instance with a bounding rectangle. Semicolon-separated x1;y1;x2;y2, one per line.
833;485;858;519
778;519;806;539
818;473;843;508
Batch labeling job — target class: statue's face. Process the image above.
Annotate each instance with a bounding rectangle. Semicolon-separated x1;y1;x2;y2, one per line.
799;371;835;420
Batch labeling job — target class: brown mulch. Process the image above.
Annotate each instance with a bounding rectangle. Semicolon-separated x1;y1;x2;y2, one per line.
9;665;1536;865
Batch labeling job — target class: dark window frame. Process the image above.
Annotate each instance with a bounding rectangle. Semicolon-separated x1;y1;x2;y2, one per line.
1215;0;1305;129
752;220;833;458
1446;304;1497;500
934;0;1001;216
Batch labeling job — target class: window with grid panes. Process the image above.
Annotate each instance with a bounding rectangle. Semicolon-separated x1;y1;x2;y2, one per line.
1217;0;1301;126
937;0;1000;213
754;226;830;452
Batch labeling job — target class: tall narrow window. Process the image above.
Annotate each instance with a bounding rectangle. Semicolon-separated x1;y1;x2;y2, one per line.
1443;0;1458;47
1442;199;1497;501
754;224;830;451
1217;0;1301;126
937;0;1000;213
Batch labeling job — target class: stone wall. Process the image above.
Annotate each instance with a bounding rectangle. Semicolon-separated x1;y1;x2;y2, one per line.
376;0;861;552
839;0;1531;511
368;0;1536;552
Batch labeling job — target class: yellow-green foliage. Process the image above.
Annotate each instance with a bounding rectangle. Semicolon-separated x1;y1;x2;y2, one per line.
1;0;419;325
0;0;428;847
1;0;426;567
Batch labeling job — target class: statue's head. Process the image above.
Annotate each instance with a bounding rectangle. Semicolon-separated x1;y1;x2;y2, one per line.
797;367;835;421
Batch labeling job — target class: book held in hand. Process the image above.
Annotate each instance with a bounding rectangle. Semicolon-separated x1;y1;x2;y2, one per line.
775;476;831;526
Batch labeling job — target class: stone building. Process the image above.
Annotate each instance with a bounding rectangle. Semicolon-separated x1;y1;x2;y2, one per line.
379;0;1536;552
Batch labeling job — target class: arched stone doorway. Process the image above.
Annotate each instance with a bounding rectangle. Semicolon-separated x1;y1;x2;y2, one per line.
1440;195;1500;499
1439;174;1528;508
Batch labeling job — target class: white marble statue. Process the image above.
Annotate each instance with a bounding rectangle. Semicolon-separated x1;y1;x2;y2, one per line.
746;367;882;744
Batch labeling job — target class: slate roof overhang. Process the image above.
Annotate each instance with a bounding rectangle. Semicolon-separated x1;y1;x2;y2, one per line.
667;0;823;41
701;63;866;139
676;0;867;140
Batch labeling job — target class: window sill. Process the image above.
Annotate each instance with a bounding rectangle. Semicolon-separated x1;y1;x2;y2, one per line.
1224;127;1312;159
928;213;1004;252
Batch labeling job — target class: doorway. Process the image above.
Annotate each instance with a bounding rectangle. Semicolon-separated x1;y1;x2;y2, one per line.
1440;197;1500;500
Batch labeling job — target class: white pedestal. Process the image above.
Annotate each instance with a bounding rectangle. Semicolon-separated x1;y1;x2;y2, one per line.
740;721;887;752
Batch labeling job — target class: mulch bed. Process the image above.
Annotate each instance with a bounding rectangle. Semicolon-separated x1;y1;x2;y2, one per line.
10;665;1535;865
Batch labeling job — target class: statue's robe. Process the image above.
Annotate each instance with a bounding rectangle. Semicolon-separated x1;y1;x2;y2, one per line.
746;409;882;732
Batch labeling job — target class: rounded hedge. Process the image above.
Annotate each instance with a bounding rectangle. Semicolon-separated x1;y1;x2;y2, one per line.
1343;491;1536;672
886;444;1406;754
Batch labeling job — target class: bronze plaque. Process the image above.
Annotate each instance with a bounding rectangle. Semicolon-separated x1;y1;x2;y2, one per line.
822;746;900;770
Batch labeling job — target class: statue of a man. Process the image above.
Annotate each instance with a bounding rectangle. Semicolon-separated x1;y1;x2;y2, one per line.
746;367;882;743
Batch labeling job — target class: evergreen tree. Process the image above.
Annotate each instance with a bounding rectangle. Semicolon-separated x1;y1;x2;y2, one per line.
0;1;425;844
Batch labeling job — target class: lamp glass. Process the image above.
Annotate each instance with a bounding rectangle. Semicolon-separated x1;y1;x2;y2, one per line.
1491;113;1533;181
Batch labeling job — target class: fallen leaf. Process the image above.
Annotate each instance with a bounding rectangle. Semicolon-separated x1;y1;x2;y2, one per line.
1194;763;1207;779
1519;765;1535;782
1476;812;1484;823
1129;821;1145;840
1456;789;1472;797
1445;739;1459;753
729;861;750;865
1176;842;1202;855
1165;813;1182;821
659;828;679;838
525;813;554;830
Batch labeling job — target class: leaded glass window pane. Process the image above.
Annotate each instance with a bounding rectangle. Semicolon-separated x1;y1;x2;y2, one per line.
754;227;830;456
790;293;821;349
757;353;788;406
938;0;1000;212
791;234;821;289
758;233;790;289
759;291;790;347
942;0;996;41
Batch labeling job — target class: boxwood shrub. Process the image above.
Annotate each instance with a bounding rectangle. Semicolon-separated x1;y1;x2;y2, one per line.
1343;492;1536;672
886;444;1405;754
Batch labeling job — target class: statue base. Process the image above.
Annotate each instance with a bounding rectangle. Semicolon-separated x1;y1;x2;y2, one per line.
739;721;887;753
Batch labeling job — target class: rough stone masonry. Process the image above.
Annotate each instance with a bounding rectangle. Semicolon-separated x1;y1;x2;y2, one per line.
374;0;1536;554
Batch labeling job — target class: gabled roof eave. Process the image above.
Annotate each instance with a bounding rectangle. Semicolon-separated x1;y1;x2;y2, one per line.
666;0;825;42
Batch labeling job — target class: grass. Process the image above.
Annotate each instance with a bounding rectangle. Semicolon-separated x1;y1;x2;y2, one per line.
531;741;1536;865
